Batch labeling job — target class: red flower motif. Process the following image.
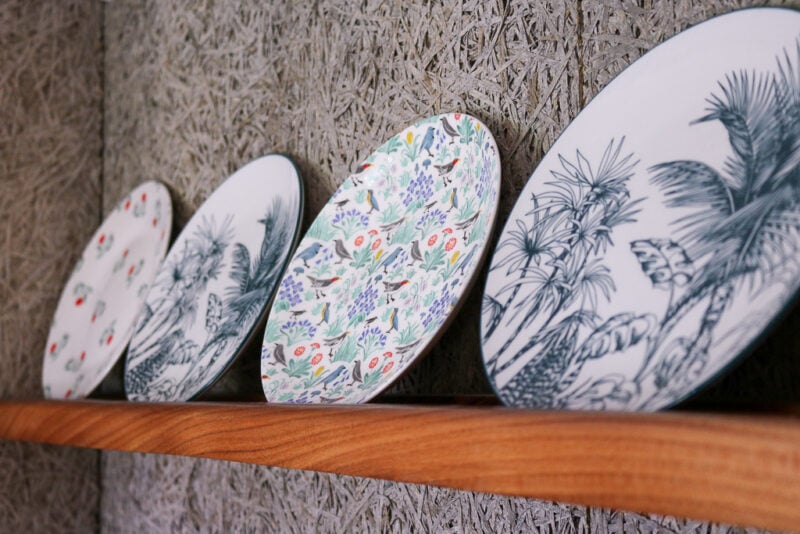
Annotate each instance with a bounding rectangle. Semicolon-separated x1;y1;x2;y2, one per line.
141;192;147;202
383;361;394;373
428;234;438;247
311;353;323;365
128;265;135;276
354;235;364;247
124;200;131;210
123;248;129;257
49;343;57;354
294;346;306;356
311;342;320;349
98;234;106;244
369;357;379;369
261;374;268;380
368;229;378;235
65;389;72;399
383;351;392;358
106;334;113;345
152;218;158;227
371;238;382;250
80;351;86;361
75;297;84;306
442;228;453;234
91;314;96;323
445;237;457;252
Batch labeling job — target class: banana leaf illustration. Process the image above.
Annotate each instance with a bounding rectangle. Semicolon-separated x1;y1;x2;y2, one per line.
575;312;656;362
630;239;694;289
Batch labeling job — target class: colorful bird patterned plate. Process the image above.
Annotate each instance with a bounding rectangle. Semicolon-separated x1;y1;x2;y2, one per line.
261;113;501;403
481;8;800;411
43;181;172;399
125;155;304;401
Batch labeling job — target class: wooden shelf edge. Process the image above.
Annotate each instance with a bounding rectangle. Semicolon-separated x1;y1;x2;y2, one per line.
0;400;798;531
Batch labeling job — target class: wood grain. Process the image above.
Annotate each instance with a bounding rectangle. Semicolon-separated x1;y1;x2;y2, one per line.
0;400;798;531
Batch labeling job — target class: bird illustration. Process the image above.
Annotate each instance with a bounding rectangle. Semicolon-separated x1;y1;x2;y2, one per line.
455;245;477;276
382;279;409;303
379;217;406;239
364;316;378;325
318;302;330;325
366;189;380;214
439;116;461;144
319;365;347;390
395;340;421;361
333;199;349;210
455;209;480;240
323;331;350;356
352;163;372;186
349;360;363;386
272;343;286;366
447;188;459;212
420;126;435;157
289;309;306;317
319;395;345;404
377;247;403;274
296;243;323;268
423;200;437;211
333;239;353;263
386;308;399;334
307;275;341;298
434;158;460;186
406;240;423;267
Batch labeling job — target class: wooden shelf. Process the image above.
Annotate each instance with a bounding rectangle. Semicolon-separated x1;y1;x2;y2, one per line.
0;400;798;531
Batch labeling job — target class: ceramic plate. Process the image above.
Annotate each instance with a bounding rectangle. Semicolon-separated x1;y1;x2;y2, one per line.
125;155;304;401
43;182;172;399
481;8;800;411
261;113;501;404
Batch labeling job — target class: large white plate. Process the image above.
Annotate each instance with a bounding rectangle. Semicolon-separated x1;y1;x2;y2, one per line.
125;155;304;401
481;8;800;411
261;113;501;403
43;181;172;399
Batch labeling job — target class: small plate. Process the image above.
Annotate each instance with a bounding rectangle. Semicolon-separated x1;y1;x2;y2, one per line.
43;181;172;399
480;8;800;411
125;155;304;401
261;113;501;403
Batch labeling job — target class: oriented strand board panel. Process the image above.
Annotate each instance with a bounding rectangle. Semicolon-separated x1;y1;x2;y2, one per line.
0;1;103;532
100;0;790;532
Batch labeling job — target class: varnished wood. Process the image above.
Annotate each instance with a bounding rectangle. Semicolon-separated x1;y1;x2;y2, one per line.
0;400;798;530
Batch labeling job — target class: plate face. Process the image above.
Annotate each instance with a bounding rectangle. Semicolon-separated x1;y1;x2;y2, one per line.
43;181;172;399
261;113;501;403
481;8;800;411
125;155;304;401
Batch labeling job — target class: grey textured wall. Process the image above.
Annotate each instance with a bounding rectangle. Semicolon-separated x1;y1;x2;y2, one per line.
0;1;102;532
99;1;793;532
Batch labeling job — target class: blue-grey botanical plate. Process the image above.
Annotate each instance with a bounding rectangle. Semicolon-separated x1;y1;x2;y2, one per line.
481;8;800;411
125;155;304;401
261;113;501;403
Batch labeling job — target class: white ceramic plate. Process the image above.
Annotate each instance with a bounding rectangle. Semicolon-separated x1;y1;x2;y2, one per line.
125;155;304;401
261;113;501;403
43;181;172;399
481;8;800;411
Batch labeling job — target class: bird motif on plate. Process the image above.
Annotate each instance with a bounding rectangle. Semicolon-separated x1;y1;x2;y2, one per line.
382;279;409;303
333;239;352;263
296;243;323;268
307;275;340;298
439;116;461;144
435;158;460;186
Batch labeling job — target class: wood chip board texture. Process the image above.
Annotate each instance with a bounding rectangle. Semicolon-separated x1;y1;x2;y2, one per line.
0;0;103;533
99;0;798;532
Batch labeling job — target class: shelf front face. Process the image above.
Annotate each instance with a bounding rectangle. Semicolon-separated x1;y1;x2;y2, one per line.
0;400;798;531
